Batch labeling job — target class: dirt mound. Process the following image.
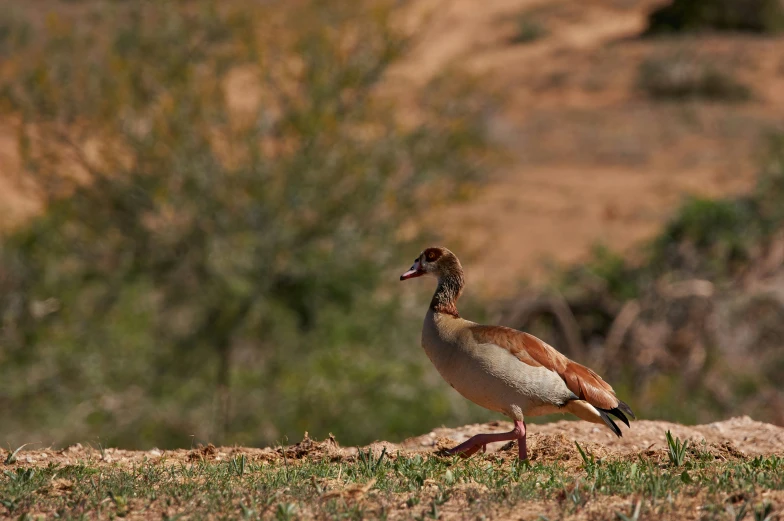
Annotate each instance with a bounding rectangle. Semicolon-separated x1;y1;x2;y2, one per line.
401;416;784;458
2;417;780;469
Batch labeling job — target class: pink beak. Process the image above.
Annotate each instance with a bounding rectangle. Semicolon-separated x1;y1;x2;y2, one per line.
400;258;425;280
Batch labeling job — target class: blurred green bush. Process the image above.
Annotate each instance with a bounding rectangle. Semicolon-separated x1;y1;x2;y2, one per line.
645;0;784;35
0;1;494;449
509;13;548;45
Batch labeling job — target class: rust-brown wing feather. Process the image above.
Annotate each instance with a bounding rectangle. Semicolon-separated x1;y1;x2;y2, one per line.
469;325;620;410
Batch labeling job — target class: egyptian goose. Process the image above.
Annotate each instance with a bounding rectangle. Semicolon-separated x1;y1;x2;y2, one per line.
400;247;634;460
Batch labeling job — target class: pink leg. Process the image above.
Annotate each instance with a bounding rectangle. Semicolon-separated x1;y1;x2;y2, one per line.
446;420;528;460
517;420;527;460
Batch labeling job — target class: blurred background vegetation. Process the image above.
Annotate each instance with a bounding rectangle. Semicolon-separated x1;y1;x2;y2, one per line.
0;0;494;449
1;0;783;450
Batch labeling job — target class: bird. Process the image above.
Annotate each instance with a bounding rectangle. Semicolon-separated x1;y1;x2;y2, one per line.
400;246;634;460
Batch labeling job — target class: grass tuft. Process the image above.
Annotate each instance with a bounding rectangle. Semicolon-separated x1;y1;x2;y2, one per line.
4;444;33;465
665;430;689;467
575;441;596;474
615;500;642;521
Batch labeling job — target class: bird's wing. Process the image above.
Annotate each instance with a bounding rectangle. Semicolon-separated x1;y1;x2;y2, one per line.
468;325;620;410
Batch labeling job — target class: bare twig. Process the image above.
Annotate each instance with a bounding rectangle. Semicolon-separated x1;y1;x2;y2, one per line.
603;300;641;362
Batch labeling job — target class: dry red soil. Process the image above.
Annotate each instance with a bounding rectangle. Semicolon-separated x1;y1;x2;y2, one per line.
392;0;784;296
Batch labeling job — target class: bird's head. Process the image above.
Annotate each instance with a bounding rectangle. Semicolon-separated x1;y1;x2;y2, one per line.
399;247;463;282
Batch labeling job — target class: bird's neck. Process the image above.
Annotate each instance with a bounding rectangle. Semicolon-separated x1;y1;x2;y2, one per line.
430;271;464;318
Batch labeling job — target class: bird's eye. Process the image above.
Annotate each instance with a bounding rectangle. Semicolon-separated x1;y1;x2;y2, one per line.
426;251;436;261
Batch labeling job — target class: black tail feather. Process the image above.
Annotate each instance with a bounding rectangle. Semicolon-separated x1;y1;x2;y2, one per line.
606;407;630;428
617;400;636;420
597;400;635;433
597;409;622;438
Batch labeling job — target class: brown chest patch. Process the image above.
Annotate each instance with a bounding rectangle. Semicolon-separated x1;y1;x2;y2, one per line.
431;300;459;317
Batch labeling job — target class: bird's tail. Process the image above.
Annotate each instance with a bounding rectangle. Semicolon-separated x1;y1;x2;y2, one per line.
566;399;635;438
